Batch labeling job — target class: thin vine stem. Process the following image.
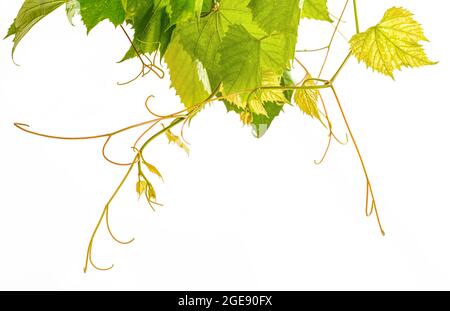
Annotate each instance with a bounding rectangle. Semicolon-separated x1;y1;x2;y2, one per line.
14;119;156;141
82;85;222;272
296;46;329;53
330;52;351;83
83;156;137;273
330;85;385;236
318;0;350;78
353;0;360;33
84;115;187;272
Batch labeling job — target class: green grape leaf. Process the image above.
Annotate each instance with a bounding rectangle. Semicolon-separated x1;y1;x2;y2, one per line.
219;25;261;102
5;0;66;57
301;0;332;22
165;36;211;108
167;0;203;25
349;7;435;78
121;0;141;21
293;74;320;119
121;1;173;61
201;0;213;12
219;25;291;114
248;0;300;34
248;0;300;62
78;0;125;33
177;0;257;87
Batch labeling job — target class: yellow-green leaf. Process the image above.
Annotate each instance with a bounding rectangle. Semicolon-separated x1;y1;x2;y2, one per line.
165;128;190;155
221;71;287;116
259;72;289;104
293;74;320;119
349;7;435;78
145;182;156;201
301;0;332;22
136;180;147;198
165;36;211;108
143;161;164;181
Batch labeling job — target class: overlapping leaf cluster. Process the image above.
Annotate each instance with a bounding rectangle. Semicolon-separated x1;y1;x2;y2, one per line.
5;0;434;137
5;0;334;137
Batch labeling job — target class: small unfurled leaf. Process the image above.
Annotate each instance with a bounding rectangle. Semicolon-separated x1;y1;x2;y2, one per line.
145;182;156;201
165;128;190;155
293;74;320;119
136;180;147;198
301;0;332;22
137;177;157;202
349;7;435;78
143;161;164;181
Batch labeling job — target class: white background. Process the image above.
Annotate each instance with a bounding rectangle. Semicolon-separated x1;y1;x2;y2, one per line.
0;0;449;290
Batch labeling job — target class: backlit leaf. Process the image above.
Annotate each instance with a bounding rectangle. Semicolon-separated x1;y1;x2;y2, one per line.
349;7;435;78
222;71;288;116
219;25;291;113
293;74;320;119
167;0;203;25
165;36;211;108
177;0;259;87
301;0;332;22
248;0;300;34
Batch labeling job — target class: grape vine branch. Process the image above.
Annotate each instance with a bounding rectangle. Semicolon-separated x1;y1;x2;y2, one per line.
5;0;435;272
